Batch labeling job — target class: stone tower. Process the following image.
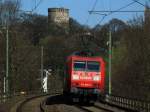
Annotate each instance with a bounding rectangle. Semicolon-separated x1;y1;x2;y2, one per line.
48;8;69;28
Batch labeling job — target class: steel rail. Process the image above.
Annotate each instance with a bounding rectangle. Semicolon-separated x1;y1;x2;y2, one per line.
16;94;49;112
16;90;62;112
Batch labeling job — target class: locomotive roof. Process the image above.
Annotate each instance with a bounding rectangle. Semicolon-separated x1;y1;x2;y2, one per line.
67;55;104;62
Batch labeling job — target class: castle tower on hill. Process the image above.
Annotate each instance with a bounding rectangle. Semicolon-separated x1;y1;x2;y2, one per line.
48;8;69;28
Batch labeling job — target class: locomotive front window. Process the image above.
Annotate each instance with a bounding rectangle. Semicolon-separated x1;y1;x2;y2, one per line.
87;61;100;72
74;61;86;71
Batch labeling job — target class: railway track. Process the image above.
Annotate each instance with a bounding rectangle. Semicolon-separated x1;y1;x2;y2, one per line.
76;105;109;112
41;94;128;112
16;94;51;112
14;93;129;112
76;102;128;112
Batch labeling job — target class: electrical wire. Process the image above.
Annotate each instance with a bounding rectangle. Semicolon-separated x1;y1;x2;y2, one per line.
131;0;145;7
89;10;145;12
98;15;107;24
98;0;139;25
85;0;98;25
91;0;98;13
108;1;137;15
89;0;147;25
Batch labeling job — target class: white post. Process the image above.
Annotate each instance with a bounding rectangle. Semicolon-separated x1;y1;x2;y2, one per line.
43;69;51;93
43;71;48;93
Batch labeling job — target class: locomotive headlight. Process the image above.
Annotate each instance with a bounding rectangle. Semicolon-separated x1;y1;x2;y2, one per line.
93;76;100;81
72;75;79;80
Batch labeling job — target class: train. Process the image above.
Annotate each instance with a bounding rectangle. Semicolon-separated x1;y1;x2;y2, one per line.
63;51;105;103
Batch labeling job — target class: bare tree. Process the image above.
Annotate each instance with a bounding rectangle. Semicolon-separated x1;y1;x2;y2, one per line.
0;0;20;26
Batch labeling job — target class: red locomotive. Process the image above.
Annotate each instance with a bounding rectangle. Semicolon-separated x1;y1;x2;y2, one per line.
63;53;105;103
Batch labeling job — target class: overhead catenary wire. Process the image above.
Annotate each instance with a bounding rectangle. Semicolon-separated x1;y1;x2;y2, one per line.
131;0;145;7
91;0;98;13
15;0;43;14
98;15;107;25
97;0;140;25
89;0;147;25
85;0;98;25
89;10;146;13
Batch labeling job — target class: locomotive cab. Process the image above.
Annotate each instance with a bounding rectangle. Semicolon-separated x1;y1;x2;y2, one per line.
71;61;101;93
63;55;105;103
